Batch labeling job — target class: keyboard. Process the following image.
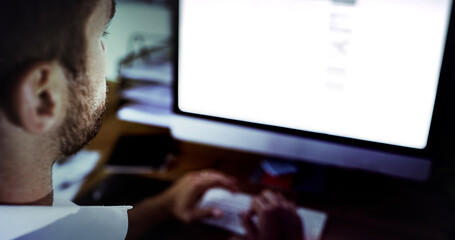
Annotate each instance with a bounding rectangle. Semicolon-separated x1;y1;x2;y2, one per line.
198;188;327;240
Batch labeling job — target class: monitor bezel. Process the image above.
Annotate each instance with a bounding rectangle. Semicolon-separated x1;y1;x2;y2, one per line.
170;0;455;159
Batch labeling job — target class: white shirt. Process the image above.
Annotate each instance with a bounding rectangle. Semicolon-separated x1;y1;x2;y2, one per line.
0;198;132;240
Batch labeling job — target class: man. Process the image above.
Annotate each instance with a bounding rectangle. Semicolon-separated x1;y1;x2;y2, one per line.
0;0;303;239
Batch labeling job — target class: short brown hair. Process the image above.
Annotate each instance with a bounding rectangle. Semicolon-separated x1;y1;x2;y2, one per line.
0;0;100;102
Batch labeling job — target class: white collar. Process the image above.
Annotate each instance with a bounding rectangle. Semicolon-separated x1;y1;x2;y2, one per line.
0;198;80;240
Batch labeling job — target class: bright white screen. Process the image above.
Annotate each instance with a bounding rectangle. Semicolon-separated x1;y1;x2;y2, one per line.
178;0;452;149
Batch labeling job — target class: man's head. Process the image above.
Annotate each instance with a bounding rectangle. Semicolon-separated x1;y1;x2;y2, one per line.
0;0;116;158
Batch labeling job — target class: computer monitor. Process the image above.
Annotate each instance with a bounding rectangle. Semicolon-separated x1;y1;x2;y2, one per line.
170;0;455;181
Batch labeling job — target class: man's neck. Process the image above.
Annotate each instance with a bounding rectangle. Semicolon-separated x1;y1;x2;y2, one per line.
0;191;54;206
0;159;54;206
0;119;58;206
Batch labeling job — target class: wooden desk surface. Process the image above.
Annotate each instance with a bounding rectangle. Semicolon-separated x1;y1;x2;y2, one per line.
75;82;455;240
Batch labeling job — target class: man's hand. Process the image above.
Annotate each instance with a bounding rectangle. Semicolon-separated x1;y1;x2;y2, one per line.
126;170;237;240
240;190;303;240
163;170;238;223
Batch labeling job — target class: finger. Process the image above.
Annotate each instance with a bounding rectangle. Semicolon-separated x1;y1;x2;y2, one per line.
240;211;258;239
250;197;260;212
193;175;238;196
289;199;298;209
196;170;238;187
250;195;268;213
275;192;286;202
281;201;296;212
185;175;238;206
197;170;237;187
191;207;224;221
262;190;280;206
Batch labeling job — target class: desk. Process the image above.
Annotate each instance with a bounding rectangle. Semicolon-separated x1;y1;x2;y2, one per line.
75;82;455;240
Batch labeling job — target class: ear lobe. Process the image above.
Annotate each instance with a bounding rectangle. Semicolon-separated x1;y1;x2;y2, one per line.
13;63;62;134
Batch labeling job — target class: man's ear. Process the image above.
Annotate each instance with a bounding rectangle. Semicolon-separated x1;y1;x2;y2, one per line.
11;62;66;134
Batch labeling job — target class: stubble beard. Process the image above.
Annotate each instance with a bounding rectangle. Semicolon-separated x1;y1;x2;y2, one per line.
57;75;106;157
